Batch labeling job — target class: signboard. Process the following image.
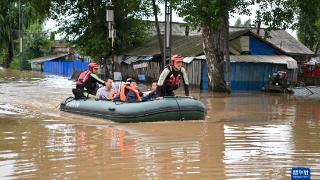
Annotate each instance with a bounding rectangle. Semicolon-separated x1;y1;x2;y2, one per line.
291;167;311;180
133;62;148;69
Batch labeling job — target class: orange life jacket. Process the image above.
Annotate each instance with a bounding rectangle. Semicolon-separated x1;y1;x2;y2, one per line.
76;70;91;86
119;85;141;102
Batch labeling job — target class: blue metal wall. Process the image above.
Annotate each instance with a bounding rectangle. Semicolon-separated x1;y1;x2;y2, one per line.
249;36;276;55
229;62;290;90
200;62;292;91
43;59;89;77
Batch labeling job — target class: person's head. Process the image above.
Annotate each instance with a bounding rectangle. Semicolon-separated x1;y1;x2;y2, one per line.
171;54;183;70
105;78;113;89
126;78;133;84
151;81;157;92
129;79;138;89
88;63;99;73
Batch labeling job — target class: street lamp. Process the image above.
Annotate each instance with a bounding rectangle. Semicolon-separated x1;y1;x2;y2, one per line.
106;0;115;78
163;0;172;68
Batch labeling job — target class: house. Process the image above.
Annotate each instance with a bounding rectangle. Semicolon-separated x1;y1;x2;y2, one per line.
28;40;89;77
115;22;314;90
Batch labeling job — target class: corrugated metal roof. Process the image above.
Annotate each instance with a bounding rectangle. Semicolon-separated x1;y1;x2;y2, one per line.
184;55;297;69
183;55;206;63
230;55;297;69
136;56;153;61
123;56;139;64
28;54;68;64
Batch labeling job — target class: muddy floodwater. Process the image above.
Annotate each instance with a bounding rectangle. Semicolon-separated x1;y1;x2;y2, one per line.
0;69;319;179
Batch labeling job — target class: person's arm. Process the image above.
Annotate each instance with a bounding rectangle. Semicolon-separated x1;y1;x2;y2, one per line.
107;89;117;100
157;68;170;97
141;92;153;101
90;73;105;85
181;67;190;96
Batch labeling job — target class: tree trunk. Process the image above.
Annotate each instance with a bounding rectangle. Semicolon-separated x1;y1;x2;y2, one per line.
202;25;227;92
223;14;231;94
151;0;163;59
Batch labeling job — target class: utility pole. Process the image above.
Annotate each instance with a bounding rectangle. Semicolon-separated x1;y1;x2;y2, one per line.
19;0;23;71
106;0;115;79
163;0;172;68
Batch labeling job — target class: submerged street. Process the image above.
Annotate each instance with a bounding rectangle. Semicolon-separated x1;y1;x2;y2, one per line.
0;69;320;179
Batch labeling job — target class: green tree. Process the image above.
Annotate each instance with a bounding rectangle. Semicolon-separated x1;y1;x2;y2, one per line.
172;0;297;92
172;0;252;91
24;23;53;60
296;0;320;54
243;19;251;27
0;0;49;68
234;17;242;27
49;0;154;63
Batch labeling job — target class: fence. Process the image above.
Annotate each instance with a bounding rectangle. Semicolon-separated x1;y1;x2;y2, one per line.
43;59;89;77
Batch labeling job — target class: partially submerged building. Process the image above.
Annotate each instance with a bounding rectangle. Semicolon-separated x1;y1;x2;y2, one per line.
116;23;314;90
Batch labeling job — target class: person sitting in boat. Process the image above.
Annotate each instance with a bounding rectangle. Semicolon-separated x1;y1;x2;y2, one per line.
73;62;107;99
118;79;143;103
95;78;117;100
141;81;157;101
157;54;190;97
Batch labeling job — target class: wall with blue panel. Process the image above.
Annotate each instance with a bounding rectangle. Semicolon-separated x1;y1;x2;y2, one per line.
43;59;89;77
249;36;277;55
200;62;292;91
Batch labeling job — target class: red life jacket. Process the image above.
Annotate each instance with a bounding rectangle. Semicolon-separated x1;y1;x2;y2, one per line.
165;65;182;90
76;70;91;86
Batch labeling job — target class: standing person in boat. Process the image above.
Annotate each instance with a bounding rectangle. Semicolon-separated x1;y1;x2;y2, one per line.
142;81;157;101
73;62;107;99
96;78;117;100
157;54;190;97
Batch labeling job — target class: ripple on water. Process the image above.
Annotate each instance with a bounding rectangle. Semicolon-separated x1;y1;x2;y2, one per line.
0;104;26;116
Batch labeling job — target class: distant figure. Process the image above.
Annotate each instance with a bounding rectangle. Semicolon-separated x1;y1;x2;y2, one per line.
72;63;107;99
157;55;189;97
96;78;117;100
142;82;157;101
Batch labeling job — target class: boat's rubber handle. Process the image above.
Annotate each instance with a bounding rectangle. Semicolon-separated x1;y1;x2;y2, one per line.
108;108;116;112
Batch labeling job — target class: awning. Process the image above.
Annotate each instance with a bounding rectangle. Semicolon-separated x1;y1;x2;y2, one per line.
183;55;206;64
230;55;298;69
184;55;297;69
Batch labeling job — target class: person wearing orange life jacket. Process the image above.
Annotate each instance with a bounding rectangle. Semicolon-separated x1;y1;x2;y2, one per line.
157;55;190;97
73;63;107;99
119;79;143;103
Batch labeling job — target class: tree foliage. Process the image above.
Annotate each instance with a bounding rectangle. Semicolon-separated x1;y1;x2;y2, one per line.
49;0;154;61
296;0;320;54
233;17;251;27
0;0;49;68
234;18;242;27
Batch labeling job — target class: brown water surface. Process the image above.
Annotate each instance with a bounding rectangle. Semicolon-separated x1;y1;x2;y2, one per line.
0;69;320;179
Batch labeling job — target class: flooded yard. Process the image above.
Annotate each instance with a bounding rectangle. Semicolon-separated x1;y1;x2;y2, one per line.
0;69;320;179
